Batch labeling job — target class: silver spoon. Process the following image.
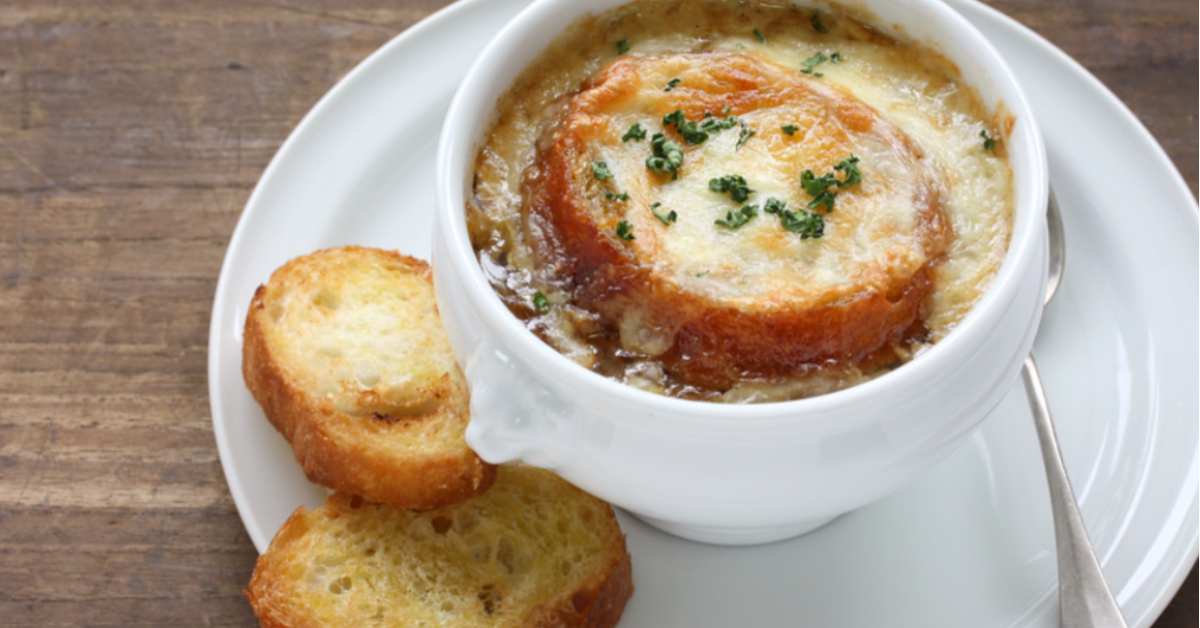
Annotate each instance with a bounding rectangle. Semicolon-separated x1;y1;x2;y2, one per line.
1022;191;1128;628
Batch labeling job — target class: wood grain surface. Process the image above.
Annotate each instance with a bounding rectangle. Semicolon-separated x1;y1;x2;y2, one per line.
0;0;1194;626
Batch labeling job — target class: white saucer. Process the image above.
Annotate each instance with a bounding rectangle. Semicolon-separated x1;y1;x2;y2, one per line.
207;1;1199;626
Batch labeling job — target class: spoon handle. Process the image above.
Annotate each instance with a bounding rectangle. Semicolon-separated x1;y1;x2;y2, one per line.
1022;353;1128;628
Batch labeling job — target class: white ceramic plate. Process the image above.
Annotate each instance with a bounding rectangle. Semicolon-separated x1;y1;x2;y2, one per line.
207;1;1199;626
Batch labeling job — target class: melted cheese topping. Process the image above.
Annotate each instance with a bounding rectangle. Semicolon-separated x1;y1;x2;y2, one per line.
469;0;1013;402
565;53;944;311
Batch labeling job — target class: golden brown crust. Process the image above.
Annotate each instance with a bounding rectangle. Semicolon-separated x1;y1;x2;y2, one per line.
244;506;321;628
521;489;633;628
246;467;633;628
580;549;634;628
527;54;952;389
242;246;496;511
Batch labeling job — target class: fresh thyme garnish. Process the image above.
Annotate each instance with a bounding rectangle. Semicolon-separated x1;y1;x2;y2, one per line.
650;202;677;225
800;52;828;76
781;124;799;136
715;205;759;229
622;123;646;142
831;52;842;63
753;28;766;43
646;133;684;179
709;174;755;203
980;130;996;150
617;39;630;55
664;77;682;91
616;219;636;240
764;197;824;239
605;191;630;201
591;161;613;180
532;290;551;312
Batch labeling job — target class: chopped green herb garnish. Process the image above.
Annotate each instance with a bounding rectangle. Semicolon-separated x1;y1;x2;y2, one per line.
800;170;839;212
650;202;678;225
622;123;647;142
781;124;799;136
800;52;828;75
831;52;842;63
616;219;636;240
811;12;828;33
532;290;551;312
781;209;824;238
722;104;731;116
605;191;630;201
764;198;824;239
736;123;756;150
617;39;630;55
834;155;862;187
662;110;742;145
646;133;684;179
700;115;741;134
980;130;996;150
709;174;755;203
591;161;613;180
715;204;759;229
808;189;837;212
753;29;766;43
800;170;837;195
800;154;862;212
663;109;709;144
664;77;682;91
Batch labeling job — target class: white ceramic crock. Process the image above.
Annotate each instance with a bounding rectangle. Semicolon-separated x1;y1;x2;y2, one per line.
433;0;1048;545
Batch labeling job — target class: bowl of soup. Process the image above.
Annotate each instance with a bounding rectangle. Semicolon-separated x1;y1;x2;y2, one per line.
433;0;1048;544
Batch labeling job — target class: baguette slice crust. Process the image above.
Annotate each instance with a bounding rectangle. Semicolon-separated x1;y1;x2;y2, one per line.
243;246;495;511
247;465;633;628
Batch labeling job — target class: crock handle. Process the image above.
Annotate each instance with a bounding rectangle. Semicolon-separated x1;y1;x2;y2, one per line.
462;342;580;469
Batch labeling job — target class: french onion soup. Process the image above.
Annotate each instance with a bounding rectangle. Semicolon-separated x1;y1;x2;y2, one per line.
467;0;1014;402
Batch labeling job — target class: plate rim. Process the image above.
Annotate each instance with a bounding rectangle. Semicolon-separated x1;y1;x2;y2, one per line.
952;2;1199;621
206;0;493;556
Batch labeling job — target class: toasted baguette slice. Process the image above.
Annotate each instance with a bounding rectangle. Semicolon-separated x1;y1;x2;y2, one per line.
527;53;951;390
247;465;634;628
243;246;495;511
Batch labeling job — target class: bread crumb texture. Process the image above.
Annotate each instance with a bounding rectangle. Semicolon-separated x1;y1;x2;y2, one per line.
247;465;633;628
257;246;458;419
242;246;494;511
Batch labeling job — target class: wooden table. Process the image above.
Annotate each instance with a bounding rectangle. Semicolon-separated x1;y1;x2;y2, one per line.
0;1;1194;625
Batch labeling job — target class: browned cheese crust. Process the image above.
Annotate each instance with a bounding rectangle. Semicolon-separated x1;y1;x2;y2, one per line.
525;53;952;390
242;246;495;511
